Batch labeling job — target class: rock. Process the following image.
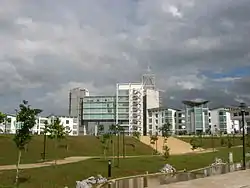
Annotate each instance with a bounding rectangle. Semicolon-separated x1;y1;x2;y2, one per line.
160;164;176;173
76;175;108;188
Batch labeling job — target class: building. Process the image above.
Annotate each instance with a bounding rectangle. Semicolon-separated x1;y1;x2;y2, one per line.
68;87;89;117
147;107;176;135
210;107;239;134
0;114;17;134
116;83;144;135
82;96;116;135
144;89;160;135
230;106;250;133
175;110;186;134
183;100;211;134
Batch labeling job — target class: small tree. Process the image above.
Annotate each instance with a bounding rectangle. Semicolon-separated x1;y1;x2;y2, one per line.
14;100;42;184
220;134;226;147
190;136;202;150
160;122;171;138
150;135;159;154
163;145;170;160
98;124;104;135
100;133;110;159
132;131;141;139
47;118;69;165
227;134;233;148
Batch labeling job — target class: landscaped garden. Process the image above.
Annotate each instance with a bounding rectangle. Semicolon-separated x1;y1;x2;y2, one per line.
0;134;154;165
0;146;249;188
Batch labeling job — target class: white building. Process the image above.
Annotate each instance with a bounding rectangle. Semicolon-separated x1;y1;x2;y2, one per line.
0;115;18;134
1;115;79;136
145;89;160;135
46;115;79;136
230;106;250;133
116;83;144;135
210;107;237;134
175;110;186;134
147;107;176;135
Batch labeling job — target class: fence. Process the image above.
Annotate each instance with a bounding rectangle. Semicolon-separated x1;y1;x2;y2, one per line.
99;161;250;188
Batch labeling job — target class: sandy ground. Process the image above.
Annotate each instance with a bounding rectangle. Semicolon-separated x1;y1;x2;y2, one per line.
139;136;208;155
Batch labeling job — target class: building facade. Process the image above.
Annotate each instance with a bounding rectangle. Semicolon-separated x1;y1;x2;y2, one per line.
230;106;250;133
68;87;89;117
82;96;116;135
183;100;211;134
116;83;144;135
175;110;186;134
147;107;176;135
210;107;238;134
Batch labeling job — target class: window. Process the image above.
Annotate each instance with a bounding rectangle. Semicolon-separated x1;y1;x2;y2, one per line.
155;120;158;124
234;113;238;117
73;125;78;129
149;125;152;129
162;119;164;123
155;114;158;118
219;111;224;115
73;131;78;135
156;126;158;130
148;112;152;117
149;119;152;123
66;120;69;124
73;118;78;123
178;113;182;117
245;112;250;116
209;119;211;123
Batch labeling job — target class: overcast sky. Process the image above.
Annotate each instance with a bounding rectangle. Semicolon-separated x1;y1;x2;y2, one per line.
1;0;250;115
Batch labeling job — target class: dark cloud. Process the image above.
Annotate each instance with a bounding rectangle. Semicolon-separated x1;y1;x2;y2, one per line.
0;0;250;115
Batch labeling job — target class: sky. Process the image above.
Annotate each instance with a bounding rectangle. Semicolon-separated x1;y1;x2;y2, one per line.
0;0;250;115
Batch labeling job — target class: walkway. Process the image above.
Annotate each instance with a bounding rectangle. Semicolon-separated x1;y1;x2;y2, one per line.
158;169;250;188
0;155;156;171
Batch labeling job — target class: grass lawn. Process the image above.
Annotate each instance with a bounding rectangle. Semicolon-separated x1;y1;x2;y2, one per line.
0;135;153;165
0;147;249;188
178;136;243;149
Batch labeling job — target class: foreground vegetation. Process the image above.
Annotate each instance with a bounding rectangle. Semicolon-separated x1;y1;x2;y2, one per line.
0;147;249;188
0;135;153;165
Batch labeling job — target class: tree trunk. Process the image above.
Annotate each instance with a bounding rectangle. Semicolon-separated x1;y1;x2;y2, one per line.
15;150;22;184
54;139;58;166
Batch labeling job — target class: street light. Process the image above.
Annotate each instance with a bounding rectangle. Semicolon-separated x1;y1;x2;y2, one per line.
240;102;246;170
116;124;120;167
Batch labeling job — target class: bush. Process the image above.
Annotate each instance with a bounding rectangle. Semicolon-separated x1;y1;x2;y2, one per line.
190;136;202;150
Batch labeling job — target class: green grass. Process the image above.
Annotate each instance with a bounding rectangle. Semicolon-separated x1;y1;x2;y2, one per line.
178;136;243;149
0;135;153;165
0;147;249;188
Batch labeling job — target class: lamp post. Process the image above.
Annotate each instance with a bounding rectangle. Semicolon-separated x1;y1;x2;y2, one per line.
116;124;120;167
240;102;246;170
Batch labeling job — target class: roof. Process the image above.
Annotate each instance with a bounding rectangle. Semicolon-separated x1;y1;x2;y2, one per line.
182;99;209;107
148;107;177;112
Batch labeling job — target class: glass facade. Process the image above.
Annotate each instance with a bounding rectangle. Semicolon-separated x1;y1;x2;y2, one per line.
185;102;209;133
83;96;116;120
117;90;129;121
218;110;227;131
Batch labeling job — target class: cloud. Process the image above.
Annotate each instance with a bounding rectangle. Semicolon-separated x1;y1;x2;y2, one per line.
0;0;250;115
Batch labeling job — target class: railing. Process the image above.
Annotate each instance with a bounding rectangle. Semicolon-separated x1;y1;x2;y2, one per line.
99;162;250;188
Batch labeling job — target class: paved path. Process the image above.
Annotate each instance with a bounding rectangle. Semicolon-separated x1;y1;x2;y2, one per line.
0;155;157;171
158;170;250;188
